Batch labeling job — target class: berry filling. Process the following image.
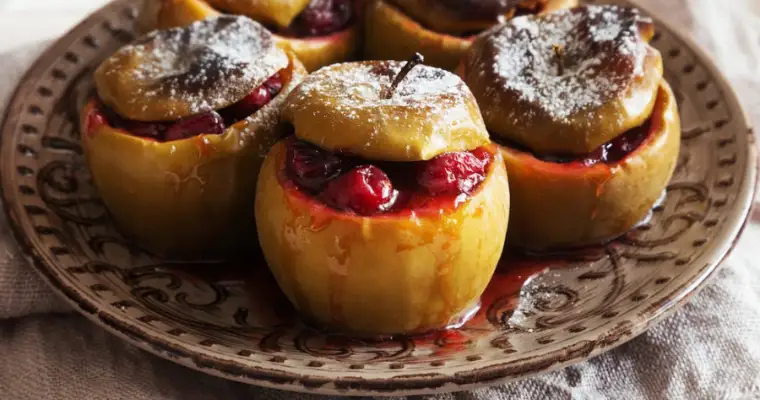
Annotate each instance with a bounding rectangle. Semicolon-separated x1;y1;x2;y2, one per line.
285;138;491;216
284;0;354;37
498;116;653;166
91;73;284;142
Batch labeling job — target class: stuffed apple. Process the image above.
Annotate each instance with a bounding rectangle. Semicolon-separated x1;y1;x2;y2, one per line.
256;57;510;335
460;5;680;249
81;15;307;258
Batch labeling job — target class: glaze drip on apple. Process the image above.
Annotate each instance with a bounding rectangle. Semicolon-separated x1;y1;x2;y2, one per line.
285;138;492;215
91;74;283;142
284;0;354;37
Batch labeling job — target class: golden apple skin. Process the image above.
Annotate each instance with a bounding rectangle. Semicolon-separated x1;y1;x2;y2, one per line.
136;0;222;34
363;0;578;71
255;142;510;335
81;54;307;258
205;0;311;29
274;27;359;72
500;82;680;250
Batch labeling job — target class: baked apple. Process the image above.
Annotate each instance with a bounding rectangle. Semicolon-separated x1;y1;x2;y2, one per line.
256;57;510;335
363;0;578;71
82;16;307;258
460;5;680;249
137;0;361;71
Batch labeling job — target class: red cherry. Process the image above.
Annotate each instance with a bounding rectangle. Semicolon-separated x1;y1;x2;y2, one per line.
223;86;271;123
290;0;353;37
470;147;492;165
417;151;489;196
263;75;283;97
164;111;225;141
121;120;166;139
320;165;396;215
287;140;346;192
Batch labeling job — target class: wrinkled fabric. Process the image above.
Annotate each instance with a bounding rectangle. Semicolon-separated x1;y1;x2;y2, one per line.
1;1;760;399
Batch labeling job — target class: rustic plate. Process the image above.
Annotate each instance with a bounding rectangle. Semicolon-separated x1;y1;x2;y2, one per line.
0;0;756;396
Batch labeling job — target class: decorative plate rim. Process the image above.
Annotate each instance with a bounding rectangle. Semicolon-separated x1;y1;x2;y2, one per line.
0;0;757;396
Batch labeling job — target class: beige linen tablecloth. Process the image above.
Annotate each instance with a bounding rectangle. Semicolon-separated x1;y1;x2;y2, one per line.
1;2;760;399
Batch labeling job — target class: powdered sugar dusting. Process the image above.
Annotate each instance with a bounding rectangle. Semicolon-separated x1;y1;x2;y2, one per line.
284;61;488;160
289;61;468;114
100;15;288;119
485;5;651;120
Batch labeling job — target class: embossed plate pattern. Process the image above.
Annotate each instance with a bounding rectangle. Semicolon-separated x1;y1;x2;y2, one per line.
0;0;757;396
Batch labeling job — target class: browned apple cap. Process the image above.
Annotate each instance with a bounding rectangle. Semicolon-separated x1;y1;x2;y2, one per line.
499;81;680;250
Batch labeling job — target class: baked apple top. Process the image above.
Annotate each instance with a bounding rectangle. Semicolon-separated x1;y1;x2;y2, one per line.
462;5;663;155
95;15;288;121
389;0;548;35
283;56;490;161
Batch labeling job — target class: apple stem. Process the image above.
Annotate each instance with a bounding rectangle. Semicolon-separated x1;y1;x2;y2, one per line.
552;44;565;76
383;52;425;99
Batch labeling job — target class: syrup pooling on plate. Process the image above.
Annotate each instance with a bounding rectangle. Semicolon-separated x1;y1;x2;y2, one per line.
95;15;289;121
284;138;492;215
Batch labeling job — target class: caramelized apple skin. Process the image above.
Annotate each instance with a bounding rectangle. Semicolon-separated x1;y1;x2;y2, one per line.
500;83;680;249
363;0;578;71
364;0;471;71
274;28;359;72
255;142;510;335
81;54;307;258
137;0;221;34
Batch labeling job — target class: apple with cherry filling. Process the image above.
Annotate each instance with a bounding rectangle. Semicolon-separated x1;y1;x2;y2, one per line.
256;58;509;335
81;16;307;258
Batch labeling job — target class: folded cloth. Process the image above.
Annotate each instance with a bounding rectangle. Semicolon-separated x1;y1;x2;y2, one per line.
1;1;759;399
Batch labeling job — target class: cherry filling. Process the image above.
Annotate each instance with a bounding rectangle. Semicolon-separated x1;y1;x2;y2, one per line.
498;116;653;166
284;0;354;37
92;74;283;142
285;139;491;216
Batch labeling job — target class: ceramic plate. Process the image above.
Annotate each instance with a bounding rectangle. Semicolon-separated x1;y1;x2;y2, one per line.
0;0;756;396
